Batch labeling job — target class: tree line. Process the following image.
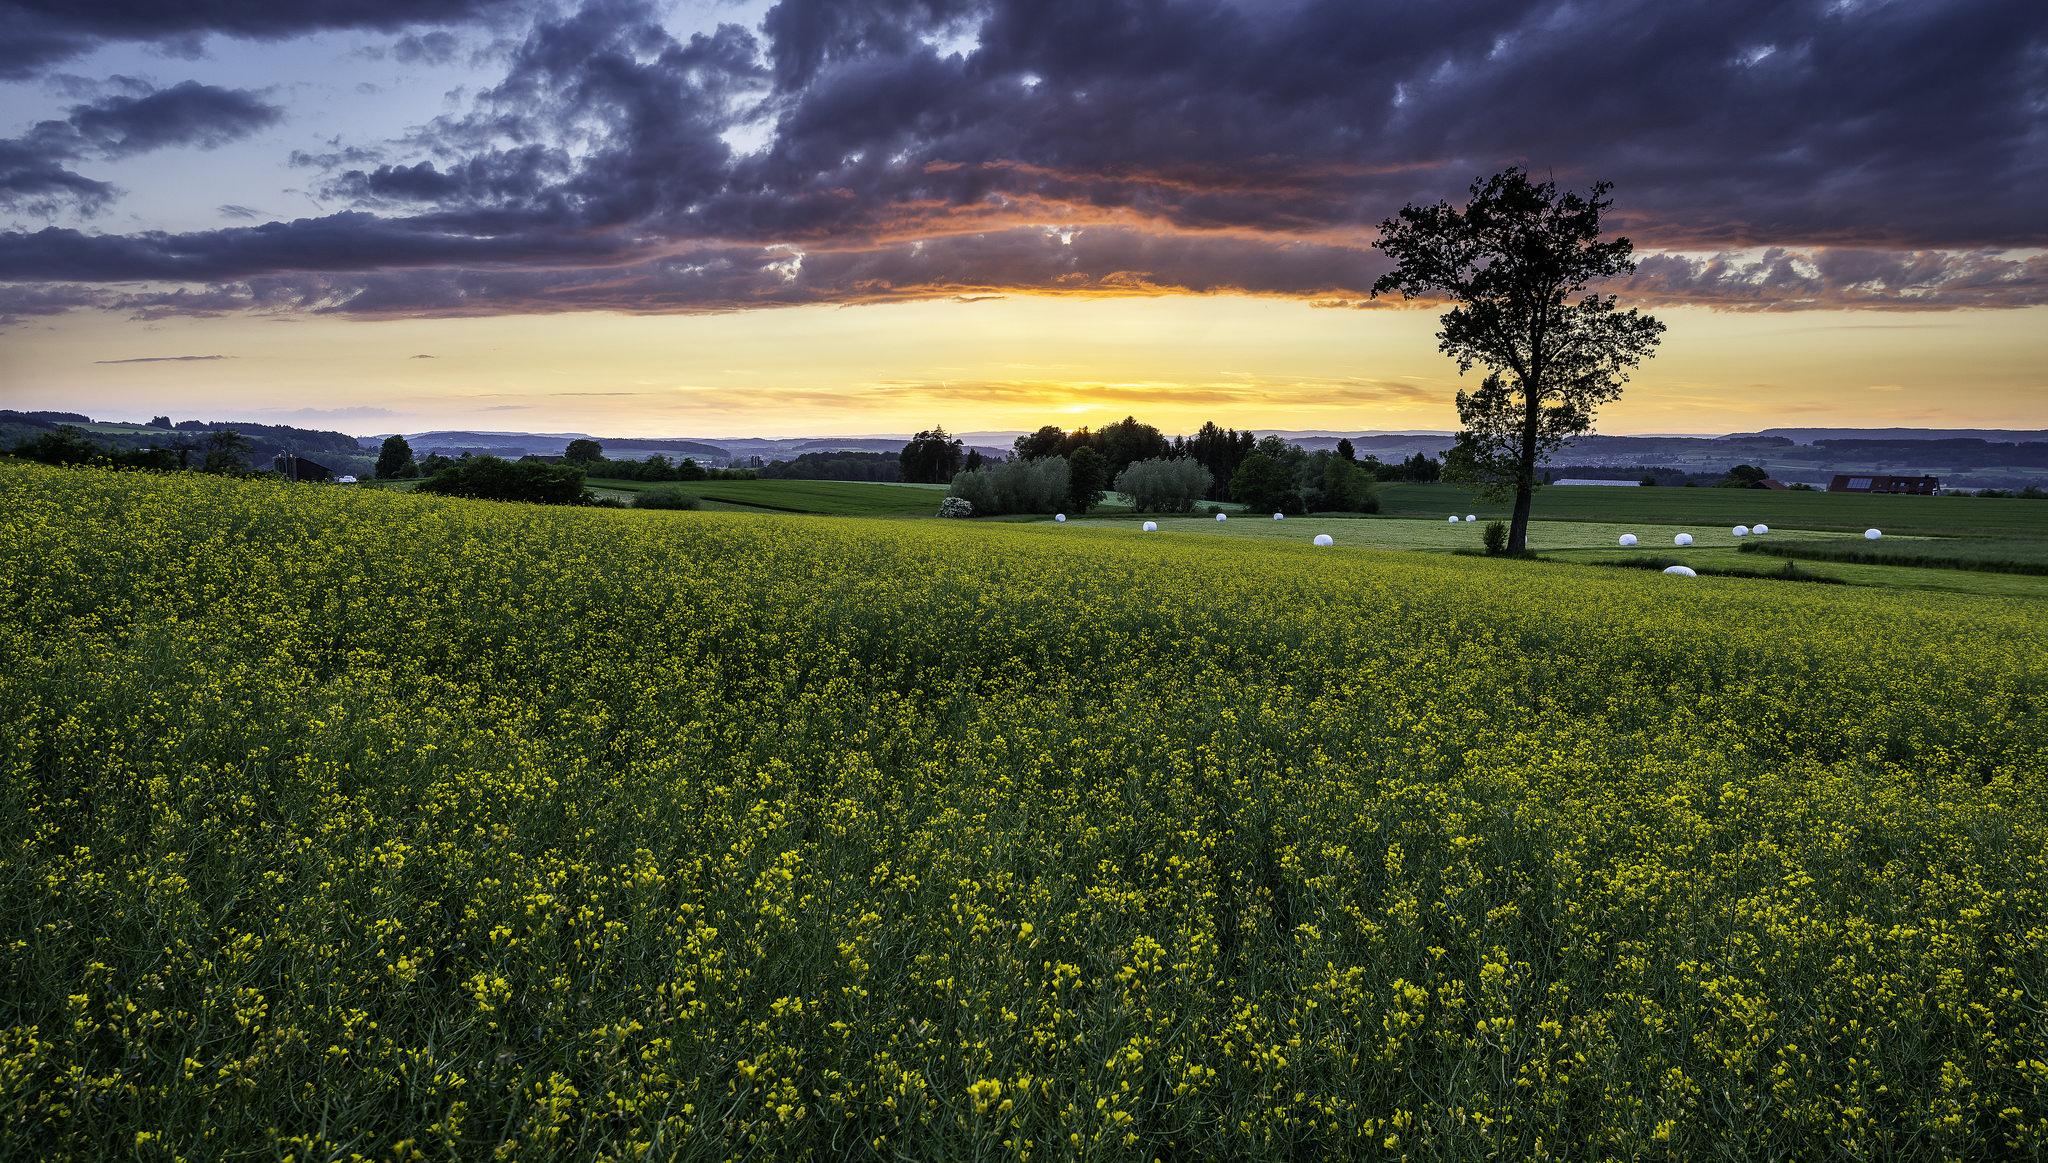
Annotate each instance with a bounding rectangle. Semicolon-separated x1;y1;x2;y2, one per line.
906;418;1445;517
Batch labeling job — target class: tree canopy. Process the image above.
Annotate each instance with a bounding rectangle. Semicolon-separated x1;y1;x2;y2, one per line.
1373;168;1664;554
899;427;966;484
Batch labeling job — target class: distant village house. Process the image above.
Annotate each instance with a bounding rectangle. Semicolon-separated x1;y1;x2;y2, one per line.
1828;473;1939;495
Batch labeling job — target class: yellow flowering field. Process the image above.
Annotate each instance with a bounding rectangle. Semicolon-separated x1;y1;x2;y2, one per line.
2;462;2046;1160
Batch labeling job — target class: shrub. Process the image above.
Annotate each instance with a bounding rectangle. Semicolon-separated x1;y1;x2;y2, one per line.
937;496;974;518
1115;457;1212;513
948;457;1070;515
1483;520;1509;556
633;486;701;510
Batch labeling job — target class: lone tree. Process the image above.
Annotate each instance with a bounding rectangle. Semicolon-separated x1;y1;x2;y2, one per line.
1372;168;1664;555
375;434;415;479
563;438;603;466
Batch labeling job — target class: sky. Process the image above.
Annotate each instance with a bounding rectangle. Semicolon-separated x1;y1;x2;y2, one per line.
1;0;2044;437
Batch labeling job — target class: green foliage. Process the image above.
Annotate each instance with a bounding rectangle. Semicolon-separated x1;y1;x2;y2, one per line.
631;485;702;510
1304;451;1378;513
757;450;902;482
200;429;251;475
1179;421;1258;500
1011;425;1069;461
415;455;590;505
1483;519;1509;556
1229;437;1307;513
948;456;1071;515
1095;415;1171;477
1066;445;1109;514
1720;463;1771;488
374;434;415;480
9;426;108;466
1114;456;1213;513
899;427;965;484
563;438;604;465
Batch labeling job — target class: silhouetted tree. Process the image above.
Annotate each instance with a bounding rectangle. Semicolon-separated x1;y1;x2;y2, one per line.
1336;437;1356;462
1230;437;1308;514
1013;425;1067;461
375;434;416;479
1096;416;1170;477
900;427;966;484
148;415;172;429
1066;445;1109;513
1184;421;1256;501
1397;452;1441;482
416;456;590;504
201;429;251;475
1719;463;1771;488
564;438;603;465
11;426;104;466
1373;168;1665;554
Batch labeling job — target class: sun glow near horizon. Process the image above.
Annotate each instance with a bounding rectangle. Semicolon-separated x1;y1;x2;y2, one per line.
4;294;2043;437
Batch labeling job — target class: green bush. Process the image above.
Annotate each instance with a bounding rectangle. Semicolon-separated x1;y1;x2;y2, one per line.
948;457;1070;515
415;455;590;505
1115;457;1213;513
1483;519;1508;556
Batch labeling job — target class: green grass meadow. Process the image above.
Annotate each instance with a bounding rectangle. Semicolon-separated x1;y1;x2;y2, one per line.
1375;481;2048;538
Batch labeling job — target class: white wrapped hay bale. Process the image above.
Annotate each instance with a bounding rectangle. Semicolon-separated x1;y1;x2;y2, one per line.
1674;533;1693;546
1448;515;1460;523
1142;521;1158;532
1273;512;1285;520
1465;514;1477;522
1054;513;1066;523
1313;534;1334;547
1216;512;1228;521
1865;528;1882;540
1753;523;1769;535
1663;565;1698;578
1618;533;1638;547
1733;525;1750;537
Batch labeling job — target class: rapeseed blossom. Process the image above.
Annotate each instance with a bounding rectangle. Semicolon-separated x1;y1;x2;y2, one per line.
0;462;2044;1159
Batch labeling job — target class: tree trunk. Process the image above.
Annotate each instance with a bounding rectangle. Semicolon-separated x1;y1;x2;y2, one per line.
1508;455;1535;554
1508;381;1541;555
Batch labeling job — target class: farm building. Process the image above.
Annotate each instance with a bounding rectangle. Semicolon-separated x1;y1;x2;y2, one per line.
1828;473;1939;495
273;453;334;482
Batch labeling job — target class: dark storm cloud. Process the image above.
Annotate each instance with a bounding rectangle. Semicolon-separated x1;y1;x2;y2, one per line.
0;213;630;281
0;0;532;76
65;80;283;156
4;0;2045;319
0;81;282;216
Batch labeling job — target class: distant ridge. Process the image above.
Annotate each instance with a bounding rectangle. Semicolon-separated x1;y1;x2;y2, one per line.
1736;427;2048;443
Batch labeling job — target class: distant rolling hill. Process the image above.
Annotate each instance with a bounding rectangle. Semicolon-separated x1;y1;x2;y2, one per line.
348;424;2048;490
371;431;732;460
